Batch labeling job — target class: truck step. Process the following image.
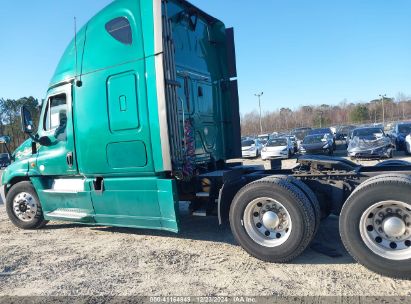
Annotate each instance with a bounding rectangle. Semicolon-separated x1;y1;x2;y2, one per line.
46;208;94;222
192;209;207;217
195;192;210;198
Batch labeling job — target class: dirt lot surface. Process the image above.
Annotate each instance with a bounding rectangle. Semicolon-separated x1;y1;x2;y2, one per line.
1;152;411;296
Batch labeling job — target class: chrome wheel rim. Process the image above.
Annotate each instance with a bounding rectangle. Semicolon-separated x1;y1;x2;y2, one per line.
360;200;411;260
13;192;37;222
243;197;292;247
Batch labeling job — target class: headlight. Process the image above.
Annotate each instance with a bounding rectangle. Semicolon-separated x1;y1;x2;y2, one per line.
262;148;267;152
323;144;329;149
282;148;288;152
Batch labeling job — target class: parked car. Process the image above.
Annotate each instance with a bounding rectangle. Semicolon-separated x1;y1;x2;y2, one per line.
347;127;394;159
299;134;333;155
308;128;336;150
241;139;262;158
259;139;268;147
390;122;411;151
330;126;338;136
291;127;312;141
0;153;11;169
291;127;312;149
285;135;298;153
258;134;271;142
346;129;356;148
261;137;294;160
406;134;411;155
336;125;356;140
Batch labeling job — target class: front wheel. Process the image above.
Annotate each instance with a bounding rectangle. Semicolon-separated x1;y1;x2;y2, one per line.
340;175;411;279
229;179;316;263
5;181;48;230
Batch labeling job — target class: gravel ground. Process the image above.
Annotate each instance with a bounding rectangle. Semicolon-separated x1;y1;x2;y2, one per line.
1;152;411;296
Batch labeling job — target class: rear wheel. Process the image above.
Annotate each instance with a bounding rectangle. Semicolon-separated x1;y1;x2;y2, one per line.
230;179;316;262
261;175;321;234
340;175;411;279
5;181;48;230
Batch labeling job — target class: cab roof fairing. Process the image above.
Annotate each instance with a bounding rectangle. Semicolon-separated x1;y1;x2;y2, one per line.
49;0;224;89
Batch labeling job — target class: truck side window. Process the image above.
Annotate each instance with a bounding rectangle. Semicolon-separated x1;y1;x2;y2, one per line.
43;94;67;134
105;17;132;45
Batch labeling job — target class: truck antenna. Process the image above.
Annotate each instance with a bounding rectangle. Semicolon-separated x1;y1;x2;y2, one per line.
74;17;79;81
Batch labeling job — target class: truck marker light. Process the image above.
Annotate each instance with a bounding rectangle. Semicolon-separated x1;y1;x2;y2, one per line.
39;165;45;171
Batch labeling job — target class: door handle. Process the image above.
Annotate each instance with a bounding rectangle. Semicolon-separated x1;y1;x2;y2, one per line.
66;152;73;167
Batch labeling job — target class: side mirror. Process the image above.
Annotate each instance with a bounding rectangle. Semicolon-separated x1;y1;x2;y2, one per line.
20;106;34;134
0;135;11;144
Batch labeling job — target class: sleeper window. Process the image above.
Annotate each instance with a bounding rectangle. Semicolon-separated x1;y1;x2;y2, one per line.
105;17;132;45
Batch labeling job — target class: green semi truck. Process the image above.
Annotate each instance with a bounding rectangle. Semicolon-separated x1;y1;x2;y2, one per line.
2;0;411;279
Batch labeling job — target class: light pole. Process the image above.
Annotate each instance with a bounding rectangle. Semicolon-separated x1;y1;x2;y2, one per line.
255;92;264;134
319;111;324;128
379;94;386;126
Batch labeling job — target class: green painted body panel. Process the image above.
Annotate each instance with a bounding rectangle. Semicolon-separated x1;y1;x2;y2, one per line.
3;0;236;234
2;138;34;187
91;177;178;232
31;177;95;221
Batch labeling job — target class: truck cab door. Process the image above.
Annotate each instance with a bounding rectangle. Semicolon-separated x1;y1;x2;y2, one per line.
30;83;95;223
35;83;77;175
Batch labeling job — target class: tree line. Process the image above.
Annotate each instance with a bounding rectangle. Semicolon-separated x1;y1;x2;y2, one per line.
241;93;411;136
1;94;411;153
0;97;41;153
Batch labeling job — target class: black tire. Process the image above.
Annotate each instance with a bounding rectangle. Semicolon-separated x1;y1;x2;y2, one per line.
340;175;411;279
229;179;315;263
261;175;321;235
5;181;48;230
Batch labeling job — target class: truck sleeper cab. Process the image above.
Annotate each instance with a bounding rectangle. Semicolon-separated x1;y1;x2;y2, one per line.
3;0;411;280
